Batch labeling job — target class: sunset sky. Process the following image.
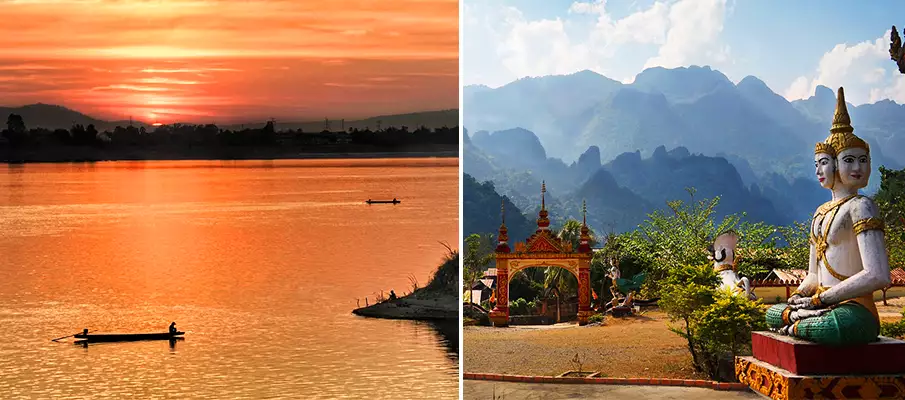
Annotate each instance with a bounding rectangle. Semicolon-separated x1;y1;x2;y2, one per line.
0;0;458;124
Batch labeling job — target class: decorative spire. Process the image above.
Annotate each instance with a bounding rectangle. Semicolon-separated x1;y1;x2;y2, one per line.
578;200;591;253
825;87;869;156
541;181;546;210
496;198;510;253
831;87;853;135
536;181;550;231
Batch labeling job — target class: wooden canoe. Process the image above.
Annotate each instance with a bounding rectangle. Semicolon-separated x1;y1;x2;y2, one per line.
73;331;185;343
365;199;400;204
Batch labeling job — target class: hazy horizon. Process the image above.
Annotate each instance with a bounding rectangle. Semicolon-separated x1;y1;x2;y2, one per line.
0;101;459;128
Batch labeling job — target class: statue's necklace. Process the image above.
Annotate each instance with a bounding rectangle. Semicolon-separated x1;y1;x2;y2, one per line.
811;193;860;281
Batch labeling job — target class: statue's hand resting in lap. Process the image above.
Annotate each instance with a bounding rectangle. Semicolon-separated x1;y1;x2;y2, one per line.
777;308;832;335
788;295;822;311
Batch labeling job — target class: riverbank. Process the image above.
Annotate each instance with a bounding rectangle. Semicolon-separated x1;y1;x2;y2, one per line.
352;251;459;321
352;290;458;320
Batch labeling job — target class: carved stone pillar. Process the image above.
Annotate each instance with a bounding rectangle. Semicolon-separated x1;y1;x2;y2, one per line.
489;262;509;327
577;260;591;325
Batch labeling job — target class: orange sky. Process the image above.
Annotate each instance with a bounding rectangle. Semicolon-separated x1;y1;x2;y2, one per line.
0;0;458;124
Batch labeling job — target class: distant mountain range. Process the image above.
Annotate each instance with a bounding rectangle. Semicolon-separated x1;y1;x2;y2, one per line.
464;127;810;236
0;103;459;132
464;66;905;173
463;65;904;237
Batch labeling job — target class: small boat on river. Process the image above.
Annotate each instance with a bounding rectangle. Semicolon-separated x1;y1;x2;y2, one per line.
366;199;400;204
73;331;185;343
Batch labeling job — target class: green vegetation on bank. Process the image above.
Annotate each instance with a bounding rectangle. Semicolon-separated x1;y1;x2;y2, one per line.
353;247;459;321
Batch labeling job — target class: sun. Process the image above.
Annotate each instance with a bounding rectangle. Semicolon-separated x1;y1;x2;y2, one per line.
148;111;162;126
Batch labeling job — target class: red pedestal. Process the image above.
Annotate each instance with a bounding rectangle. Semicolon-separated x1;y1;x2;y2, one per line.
751;331;905;375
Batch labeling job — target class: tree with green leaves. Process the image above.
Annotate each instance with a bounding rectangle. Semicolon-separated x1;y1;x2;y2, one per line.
463;233;495;303
875;166;905;270
541;219;597;298
557;218;596;250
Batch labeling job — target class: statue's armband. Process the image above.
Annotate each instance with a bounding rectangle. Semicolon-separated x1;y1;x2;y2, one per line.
853;217;885;236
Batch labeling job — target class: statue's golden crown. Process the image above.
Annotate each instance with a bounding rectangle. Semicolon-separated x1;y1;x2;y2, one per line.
814;141;835;156
825;87;869;156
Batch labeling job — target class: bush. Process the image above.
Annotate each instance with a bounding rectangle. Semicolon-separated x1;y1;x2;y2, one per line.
659;263;765;381
693;290;767;379
588;313;605;324
426;248;458;293
881;308;905;339
881;320;905;339
509;298;531;315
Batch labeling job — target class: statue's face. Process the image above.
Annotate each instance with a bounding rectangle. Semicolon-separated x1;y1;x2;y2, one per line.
836;148;871;190
814;152;836;189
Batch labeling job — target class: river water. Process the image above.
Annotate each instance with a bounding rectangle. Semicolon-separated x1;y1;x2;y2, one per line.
0;158;459;399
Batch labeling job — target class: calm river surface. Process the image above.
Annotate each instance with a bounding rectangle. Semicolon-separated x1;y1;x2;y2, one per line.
0;158;459;399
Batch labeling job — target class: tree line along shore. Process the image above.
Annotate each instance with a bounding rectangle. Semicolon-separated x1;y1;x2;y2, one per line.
1;114;458;163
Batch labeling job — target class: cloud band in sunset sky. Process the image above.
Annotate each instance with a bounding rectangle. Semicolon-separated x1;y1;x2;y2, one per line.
0;0;458;124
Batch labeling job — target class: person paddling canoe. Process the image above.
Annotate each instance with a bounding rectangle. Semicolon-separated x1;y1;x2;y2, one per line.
169;322;177;335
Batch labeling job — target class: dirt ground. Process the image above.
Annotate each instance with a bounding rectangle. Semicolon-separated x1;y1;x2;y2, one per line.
465;299;905;380
464;311;707;379
464;381;760;400
877;295;905;323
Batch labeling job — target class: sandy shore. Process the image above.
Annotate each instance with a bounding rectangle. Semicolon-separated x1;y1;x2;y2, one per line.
352;292;458;321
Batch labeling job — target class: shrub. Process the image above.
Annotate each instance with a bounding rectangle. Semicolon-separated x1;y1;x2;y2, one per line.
659;262;765;381
693;290;767;378
509;298;531;315
588;313;605;324
881;320;905;339
881;308;905;339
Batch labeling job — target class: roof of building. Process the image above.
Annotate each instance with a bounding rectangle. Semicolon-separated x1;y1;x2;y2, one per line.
892;268;905;284
763;269;808;284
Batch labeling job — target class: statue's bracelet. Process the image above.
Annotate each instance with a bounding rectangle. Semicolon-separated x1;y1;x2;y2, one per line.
810;294;824;307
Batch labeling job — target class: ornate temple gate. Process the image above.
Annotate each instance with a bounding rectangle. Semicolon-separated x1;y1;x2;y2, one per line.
489;184;594;327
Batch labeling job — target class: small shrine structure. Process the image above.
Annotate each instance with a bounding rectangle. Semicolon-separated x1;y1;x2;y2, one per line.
489;182;594;327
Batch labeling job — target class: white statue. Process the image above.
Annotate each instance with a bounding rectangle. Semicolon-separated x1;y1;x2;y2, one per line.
766;87;892;345
710;230;755;300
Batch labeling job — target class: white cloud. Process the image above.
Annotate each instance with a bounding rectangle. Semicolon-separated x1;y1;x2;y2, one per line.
783;32;905;105
497;8;593;78
467;0;732;85
643;0;728;69
569;0;607;15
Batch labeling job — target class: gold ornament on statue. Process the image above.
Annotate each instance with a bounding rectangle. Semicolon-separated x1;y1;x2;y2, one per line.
814;141;835;157
824;87;869;156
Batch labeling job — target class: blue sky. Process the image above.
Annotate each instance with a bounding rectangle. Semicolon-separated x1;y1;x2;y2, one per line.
463;0;905;105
